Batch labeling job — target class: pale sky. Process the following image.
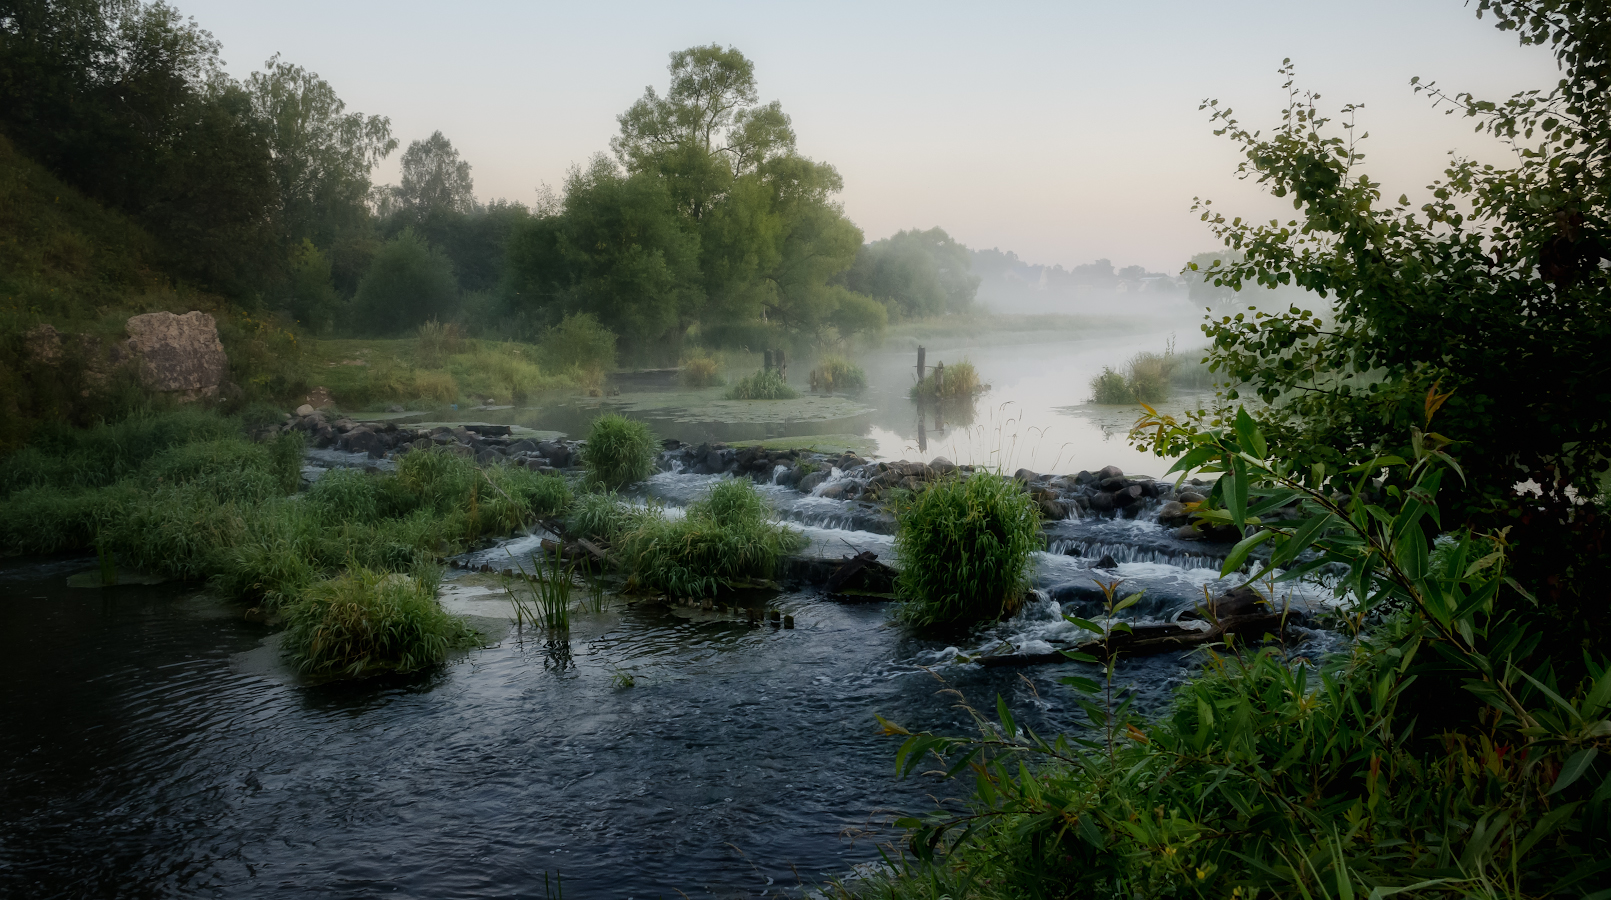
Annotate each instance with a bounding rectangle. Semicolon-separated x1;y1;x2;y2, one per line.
177;0;1558;272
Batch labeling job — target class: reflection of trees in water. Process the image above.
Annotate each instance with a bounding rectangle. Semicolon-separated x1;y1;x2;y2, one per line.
915;396;977;454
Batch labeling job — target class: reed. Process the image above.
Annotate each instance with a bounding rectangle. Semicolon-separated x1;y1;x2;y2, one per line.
679;352;722;387
506;547;573;631
891;470;1041;627
580;414;659;489
811;355;867;393
725;369;799;400
909;359;983;401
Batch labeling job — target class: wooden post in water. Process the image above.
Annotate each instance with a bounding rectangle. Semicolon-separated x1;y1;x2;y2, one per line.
934;361;945;397
776;347;787;380
763;349;774;373
916;346;926;383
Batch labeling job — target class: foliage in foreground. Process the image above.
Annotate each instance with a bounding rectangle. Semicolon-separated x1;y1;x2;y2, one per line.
281;565;481;678
891;471;1041;627
581;414;659;490
910;360;984;401
863;412;1611;899
1158;2;1611;645
616;477;806;598
725;369;800;400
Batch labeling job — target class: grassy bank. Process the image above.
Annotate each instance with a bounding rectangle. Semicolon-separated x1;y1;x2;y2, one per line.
0;408;570;676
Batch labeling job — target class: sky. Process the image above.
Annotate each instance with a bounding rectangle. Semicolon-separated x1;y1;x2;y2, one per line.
175;0;1560;273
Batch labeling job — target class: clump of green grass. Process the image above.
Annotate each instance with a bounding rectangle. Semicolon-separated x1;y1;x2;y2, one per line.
1089;350;1178;404
581;414;658;490
811;355;867;393
909;359;984;401
892;471;1041;627
280;565;480;678
725;369;799;400
567;489;655;543
680;352;722;387
617;478;806;598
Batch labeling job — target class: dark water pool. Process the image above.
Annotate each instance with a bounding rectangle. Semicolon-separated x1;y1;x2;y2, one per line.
0;553;1209;899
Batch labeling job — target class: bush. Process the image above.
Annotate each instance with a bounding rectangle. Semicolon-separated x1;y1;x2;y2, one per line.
680;352;722;388
812;354;867;393
280;565;480;678
1089;366;1133;404
892;471;1041;627
726;369;799;400
1088;352;1177;405
350;228;458;335
539;312;617;376
618;477;806;597
910;359;983;401
415;320;464;368
581;414;658;490
873;418;1611;899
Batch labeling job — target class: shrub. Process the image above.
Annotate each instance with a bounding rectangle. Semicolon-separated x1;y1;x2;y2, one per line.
812;355;867;393
411;369;460;405
415;320;463;368
618;478;806;597
581;414;658;490
909;359;983;401
875;415;1611;899
726;369;799;400
1089;351;1178;405
280;565;480;678
306;467;384;524
1125;351;1172;403
680;352;722;387
1088;366;1133;404
892;471;1041;627
539;312;617;375
350;228;458;335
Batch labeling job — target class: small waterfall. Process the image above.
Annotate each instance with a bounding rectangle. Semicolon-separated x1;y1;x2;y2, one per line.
810;466;846;496
770;464;790;484
1049;538;1225;570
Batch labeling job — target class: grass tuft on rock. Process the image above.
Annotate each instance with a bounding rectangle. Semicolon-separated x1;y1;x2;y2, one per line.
581;414;658;490
280;565;480;678
725;369;799;400
892;470;1041;627
617;478;805;598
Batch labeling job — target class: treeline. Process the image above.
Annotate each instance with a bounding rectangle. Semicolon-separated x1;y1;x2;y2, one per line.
1;5;978;361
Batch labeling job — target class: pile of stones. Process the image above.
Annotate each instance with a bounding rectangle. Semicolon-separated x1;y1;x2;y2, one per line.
259;406;582;473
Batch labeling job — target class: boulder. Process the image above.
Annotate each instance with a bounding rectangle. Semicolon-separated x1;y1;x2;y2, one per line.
1157;500;1191;528
1178;490;1206;505
475;448;505;465
1039;497;1067;520
930;456;958;476
1090;492;1116;512
295;404;315;417
798;471;828;494
1096;465;1124;481
123;311;228;400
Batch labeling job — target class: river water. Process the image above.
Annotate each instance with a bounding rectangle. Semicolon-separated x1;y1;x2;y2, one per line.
0;328;1340;898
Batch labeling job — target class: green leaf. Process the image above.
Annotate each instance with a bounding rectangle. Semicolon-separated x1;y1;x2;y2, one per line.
1113;592;1144;613
1221;529;1275;577
1548;748;1598;795
1234;406;1267;459
1228;455;1249;528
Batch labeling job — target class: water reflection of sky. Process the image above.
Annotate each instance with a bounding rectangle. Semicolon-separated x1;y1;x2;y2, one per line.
377;317;1220;478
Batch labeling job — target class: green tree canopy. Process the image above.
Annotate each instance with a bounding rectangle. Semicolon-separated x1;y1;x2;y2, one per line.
386;130;476;218
1183;250;1244;311
245;54;395;248
503;156;700;347
350;228;457;334
840;226;980;319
